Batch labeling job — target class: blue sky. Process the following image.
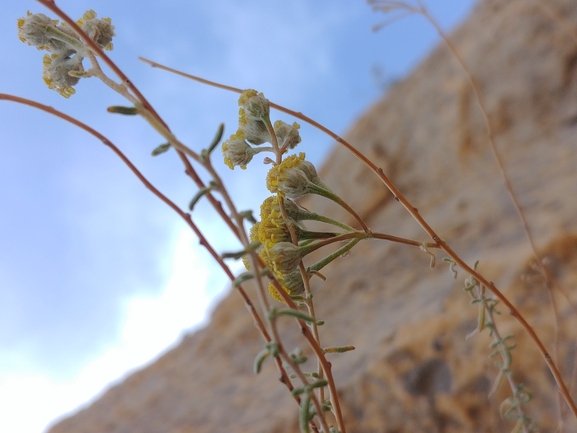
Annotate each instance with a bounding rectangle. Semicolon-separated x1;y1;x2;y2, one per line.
0;1;476;431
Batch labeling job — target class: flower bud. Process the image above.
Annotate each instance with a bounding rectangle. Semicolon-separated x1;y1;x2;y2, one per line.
18;12;85;55
281;269;305;295
268;269;305;301
222;134;255;170
297;160;322;184
265;153;309;198
274;120;301;149
282;198;305;221
242;119;271;145
266;152;330;199
239;89;270;121
269;242;302;274
18;12;59;50
78;10;115;50
42;54;82;98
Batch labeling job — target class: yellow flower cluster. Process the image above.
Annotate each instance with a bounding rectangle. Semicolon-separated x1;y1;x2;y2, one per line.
245;195;305;301
266;153;306;197
225;90;333;301
222;131;252;170
258;195;292;250
222;90;301;170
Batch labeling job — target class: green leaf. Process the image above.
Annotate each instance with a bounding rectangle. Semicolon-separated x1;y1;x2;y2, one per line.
151;143;171;156
253;347;270;374
107;105;139;115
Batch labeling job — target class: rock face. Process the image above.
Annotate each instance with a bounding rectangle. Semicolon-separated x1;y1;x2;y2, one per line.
48;0;577;432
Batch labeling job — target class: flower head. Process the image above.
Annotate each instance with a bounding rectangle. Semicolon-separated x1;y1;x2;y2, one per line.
274;120;301;150
77;10;115;50
236;90;272;146
42;53;82;98
241;118;271;145
258;195;292;250
269;242;302;275
222;133;255;170
19;10;115;98
266;152;324;199
239;89;270;121
268;269;305;301
18;12;59;51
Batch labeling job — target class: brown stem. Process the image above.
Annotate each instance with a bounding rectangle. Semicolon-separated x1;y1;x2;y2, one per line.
370;232;440;249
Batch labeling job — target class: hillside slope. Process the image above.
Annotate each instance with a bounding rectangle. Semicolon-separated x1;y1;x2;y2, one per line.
48;0;577;431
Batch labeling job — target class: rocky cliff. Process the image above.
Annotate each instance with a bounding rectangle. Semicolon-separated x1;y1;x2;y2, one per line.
48;0;577;432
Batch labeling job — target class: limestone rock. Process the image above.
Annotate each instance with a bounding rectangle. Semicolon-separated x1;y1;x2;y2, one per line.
48;0;577;432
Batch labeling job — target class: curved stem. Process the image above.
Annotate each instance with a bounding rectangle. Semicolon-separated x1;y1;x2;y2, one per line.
370;231;440;248
308;238;363;274
300;212;357;232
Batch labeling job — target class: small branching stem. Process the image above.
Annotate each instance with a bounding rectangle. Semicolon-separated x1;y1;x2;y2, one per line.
468;275;532;433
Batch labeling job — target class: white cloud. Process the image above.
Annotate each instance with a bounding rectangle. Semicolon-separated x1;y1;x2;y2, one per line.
0;373;81;433
74;225;223;393
0;225;228;433
120;226;215;348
